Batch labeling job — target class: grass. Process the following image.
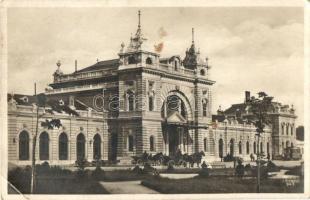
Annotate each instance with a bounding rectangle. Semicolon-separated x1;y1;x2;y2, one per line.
141;176;304;194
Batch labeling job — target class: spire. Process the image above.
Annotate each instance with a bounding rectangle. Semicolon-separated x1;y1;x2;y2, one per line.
192;27;195;45
138;10;141;30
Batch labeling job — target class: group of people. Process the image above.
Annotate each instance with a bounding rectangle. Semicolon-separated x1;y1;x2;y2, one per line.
250;153;270;161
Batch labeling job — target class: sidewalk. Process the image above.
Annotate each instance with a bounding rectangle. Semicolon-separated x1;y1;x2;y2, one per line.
99;181;159;194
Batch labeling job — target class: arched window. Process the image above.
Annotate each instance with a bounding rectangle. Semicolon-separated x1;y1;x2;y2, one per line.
246;141;250;154
260;142;263;154
19;131;29;160
203;138;208;152
229;139;234;156
219;139;223;158
127;90;135;111
291;125;294;136
291;142;294;148
281;124;284;135
76;133;85;160
93;134;101;160
39;132;49;160
200;69;205;76
267;142;270;154
128;135;134;152
146;57;152;65
286;124;289;135
210;139;215;155
253;141;256;154
238;141;242;154
150;136;155;151
149;96;154;111
59;132;68;160
202;99;208;117
174;60;178;71
128;56;136;64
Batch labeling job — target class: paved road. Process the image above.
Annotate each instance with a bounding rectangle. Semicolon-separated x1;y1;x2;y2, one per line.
99;181;159;194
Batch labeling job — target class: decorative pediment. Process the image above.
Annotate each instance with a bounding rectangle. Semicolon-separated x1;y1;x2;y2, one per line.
166;111;186;123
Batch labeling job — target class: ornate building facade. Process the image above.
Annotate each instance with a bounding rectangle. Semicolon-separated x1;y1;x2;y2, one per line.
7;11;298;166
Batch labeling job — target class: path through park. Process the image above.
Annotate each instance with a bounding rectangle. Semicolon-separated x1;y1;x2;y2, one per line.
99;181;159;194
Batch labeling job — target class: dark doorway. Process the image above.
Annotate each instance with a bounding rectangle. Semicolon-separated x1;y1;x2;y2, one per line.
76;133;85;160
168;127;179;156
111;133;118;161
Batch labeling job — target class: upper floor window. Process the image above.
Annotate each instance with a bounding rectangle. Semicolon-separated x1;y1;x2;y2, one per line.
146;57;152;65
281;124;284;135
19;131;30;160
149;96;154;111
291;124;294;136
200;69;205;76
126;90;135;111
128;56;136;64
286;124;289;135
202;99;208;117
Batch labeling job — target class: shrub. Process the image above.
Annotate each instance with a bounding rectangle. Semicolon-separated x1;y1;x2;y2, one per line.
8;166;31;194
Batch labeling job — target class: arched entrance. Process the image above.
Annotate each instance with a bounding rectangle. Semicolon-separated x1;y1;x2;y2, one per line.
76;133;85;160
161;93;192;156
110;133;118;161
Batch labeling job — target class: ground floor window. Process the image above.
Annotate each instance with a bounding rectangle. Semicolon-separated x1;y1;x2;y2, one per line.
246;141;250;154
39;132;49;160
59;132;68;160
219;139;223;158
19;131;30;160
77;133;85;160
93;134;101;160
238;141;242;154
203;138;207;152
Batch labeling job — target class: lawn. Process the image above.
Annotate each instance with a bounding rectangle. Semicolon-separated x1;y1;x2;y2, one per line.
141;176;304;193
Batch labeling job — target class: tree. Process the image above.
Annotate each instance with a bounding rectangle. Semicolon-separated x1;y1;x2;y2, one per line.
247;91;273;193
30;93;61;193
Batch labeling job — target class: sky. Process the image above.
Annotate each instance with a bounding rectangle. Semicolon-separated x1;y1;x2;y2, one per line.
7;7;304;125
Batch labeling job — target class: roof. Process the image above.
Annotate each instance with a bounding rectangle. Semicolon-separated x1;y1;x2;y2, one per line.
7;93;37;106
224;103;247;115
74;59;119;73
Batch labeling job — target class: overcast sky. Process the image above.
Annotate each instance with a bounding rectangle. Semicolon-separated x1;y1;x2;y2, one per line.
7;7;304;125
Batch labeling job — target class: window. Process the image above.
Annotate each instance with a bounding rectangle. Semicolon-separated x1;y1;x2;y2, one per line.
149;96;154;111
210;139;215;155
291;125;294;136
150;136;154;151
174;60;178;70
260;142;263;153
202;99;208;117
128;135;134;152
218;139;223;158
127;90;135;111
128;56;136;64
93;134;101;160
267;142;270;154
281;124;284;135
200;69;205;76
238;141;242;154
39;132;49;160
246;141;250;155
203;138;207;152
253;142;256;154
146;57;152;65
291;142;294;148
229;139;234;156
59;132;68;160
19;131;29;160
77;133;85;160
286;124;289;135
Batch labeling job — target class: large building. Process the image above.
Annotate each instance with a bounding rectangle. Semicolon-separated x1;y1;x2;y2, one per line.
7;11;298;166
